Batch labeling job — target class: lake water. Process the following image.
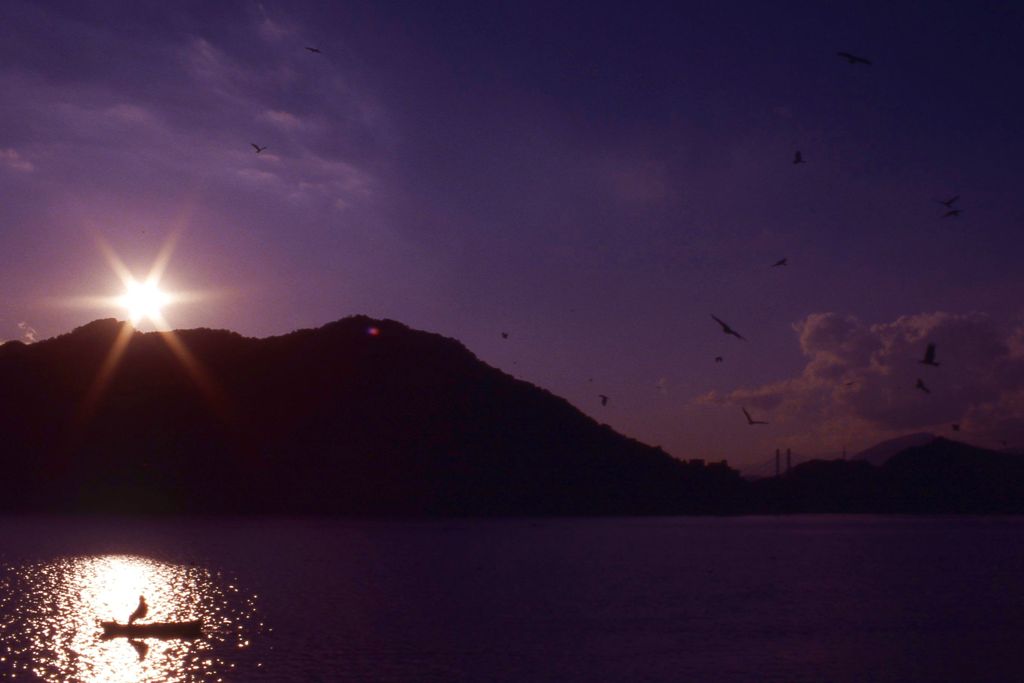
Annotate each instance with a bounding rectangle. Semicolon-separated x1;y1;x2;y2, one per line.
1;516;1023;682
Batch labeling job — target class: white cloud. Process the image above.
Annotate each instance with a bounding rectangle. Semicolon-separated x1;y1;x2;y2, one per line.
696;311;1024;449
17;322;37;343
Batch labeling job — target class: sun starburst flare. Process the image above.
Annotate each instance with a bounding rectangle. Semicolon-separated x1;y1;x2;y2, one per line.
52;231;233;430
95;231;182;331
116;279;172;326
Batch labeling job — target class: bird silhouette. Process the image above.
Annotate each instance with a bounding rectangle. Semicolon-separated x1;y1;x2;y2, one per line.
711;315;745;340
919;343;940;367
792;151;806;164
952;424;961;432
943;209;963;218
305;46;322;53
772;257;787;267
837;52;872;65
501;332;509;339
715;356;724;363
915;378;931;394
937;195;960;208
599;394;609;406
250;143;267;154
844;381;857;386
742;407;768;425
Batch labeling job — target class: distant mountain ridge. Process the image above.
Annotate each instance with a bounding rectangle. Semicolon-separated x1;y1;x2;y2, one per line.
741;432;940;478
852;432;936;466
751;437;1024;513
0;316;742;515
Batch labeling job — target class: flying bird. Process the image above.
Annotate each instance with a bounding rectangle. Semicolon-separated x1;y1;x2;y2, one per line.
915;378;931;394
305;46;322;53
837;52;872;65
792;151;806;165
937;195;959;208
250;143;267;154
952;424;961;432
942;209;962;218
501;332;509;339
772;258;787;267
742;407;768;425
919;343;940;367
715;356;724;363
711;315;745;340
844;381;857;386
599;394;609;407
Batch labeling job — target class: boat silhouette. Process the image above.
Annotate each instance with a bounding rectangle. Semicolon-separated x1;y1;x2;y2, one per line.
99;619;203;639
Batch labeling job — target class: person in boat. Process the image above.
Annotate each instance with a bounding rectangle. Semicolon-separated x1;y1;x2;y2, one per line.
128;595;148;624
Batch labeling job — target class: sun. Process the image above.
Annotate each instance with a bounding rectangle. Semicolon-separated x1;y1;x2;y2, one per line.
87;231;184;330
117;278;171;325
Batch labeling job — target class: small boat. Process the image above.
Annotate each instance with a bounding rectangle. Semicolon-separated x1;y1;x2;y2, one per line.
99;619;203;639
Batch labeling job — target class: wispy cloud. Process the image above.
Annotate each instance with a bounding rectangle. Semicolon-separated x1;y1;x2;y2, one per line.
0;20;381;217
261;109;303;130
0;148;34;172
256;3;296;43
105;103;161;127
182;36;285;98
236;167;280;184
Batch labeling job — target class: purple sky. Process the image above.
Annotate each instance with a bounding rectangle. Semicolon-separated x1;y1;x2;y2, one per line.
2;1;1023;468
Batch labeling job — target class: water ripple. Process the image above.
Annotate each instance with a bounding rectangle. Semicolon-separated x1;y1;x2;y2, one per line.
0;555;261;682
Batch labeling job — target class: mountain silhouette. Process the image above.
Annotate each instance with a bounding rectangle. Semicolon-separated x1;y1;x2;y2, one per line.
751;437;1024;513
882;438;1024;513
852;432;935;466
0;317;743;515
4;323;1019;516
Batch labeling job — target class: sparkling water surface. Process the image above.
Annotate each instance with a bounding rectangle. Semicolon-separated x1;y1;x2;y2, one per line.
1;516;1023;682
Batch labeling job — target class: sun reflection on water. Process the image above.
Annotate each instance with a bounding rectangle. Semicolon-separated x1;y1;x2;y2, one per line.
0;555;261;682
